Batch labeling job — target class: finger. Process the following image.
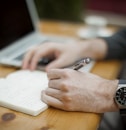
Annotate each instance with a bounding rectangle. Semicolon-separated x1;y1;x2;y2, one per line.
47;69;64;80
29;50;44;70
48;79;61;90
45;88;62;100
41;90;63;109
22;42;55;70
22;46;38;69
30;46;56;70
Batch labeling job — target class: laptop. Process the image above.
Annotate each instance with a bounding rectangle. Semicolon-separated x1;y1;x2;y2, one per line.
0;0;74;67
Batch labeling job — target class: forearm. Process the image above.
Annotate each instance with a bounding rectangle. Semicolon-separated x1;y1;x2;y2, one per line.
79;28;126;60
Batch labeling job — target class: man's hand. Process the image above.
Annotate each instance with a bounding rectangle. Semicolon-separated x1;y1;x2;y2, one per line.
22;39;107;71
22;42;86;71
42;69;119;113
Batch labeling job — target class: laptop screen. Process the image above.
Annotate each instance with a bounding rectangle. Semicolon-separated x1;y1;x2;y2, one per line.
0;0;34;50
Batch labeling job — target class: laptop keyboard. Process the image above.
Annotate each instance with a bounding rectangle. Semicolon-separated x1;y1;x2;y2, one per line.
15;54;24;61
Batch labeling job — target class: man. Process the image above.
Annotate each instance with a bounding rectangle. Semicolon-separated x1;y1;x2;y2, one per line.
22;29;126;129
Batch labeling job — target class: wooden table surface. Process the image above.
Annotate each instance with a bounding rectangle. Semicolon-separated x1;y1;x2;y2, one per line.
0;20;122;130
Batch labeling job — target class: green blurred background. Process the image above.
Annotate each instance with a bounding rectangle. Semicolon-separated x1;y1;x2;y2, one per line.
34;0;85;22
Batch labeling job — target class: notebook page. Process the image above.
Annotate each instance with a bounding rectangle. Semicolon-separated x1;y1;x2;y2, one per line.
0;70;48;116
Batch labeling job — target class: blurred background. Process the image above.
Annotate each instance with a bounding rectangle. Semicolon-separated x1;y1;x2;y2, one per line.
34;0;126;26
34;0;126;39
34;0;84;22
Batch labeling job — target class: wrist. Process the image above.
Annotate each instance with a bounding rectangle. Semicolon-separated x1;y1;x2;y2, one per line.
102;79;119;112
79;39;108;60
100;80;119;113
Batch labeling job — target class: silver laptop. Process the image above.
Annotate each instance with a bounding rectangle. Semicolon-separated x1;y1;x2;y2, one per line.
0;0;74;67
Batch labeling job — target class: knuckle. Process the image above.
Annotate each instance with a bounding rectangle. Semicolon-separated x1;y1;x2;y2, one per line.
47;70;53;79
45;42;56;48
62;94;72;102
28;46;38;51
62;69;73;78
60;82;69;91
34;50;42;57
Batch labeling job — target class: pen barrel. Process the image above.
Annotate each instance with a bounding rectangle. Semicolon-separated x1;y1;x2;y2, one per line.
73;64;84;70
72;58;91;70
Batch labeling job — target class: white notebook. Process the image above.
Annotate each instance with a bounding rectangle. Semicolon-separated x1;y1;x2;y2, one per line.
0;61;95;116
0;70;48;116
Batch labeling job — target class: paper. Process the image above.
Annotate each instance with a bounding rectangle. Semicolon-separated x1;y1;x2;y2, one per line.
0;70;48;116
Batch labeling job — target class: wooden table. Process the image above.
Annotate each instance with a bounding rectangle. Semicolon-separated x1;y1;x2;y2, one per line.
0;21;122;130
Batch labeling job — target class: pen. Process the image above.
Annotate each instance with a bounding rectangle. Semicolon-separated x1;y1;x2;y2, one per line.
72;58;91;70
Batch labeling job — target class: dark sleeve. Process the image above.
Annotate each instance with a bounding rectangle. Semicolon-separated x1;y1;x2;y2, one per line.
103;29;126;59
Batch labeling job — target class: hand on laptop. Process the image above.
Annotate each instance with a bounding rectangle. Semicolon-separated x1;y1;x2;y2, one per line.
22;39;107;71
22;42;84;71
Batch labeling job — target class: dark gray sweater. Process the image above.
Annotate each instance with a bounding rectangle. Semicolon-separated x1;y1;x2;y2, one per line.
104;29;126;59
